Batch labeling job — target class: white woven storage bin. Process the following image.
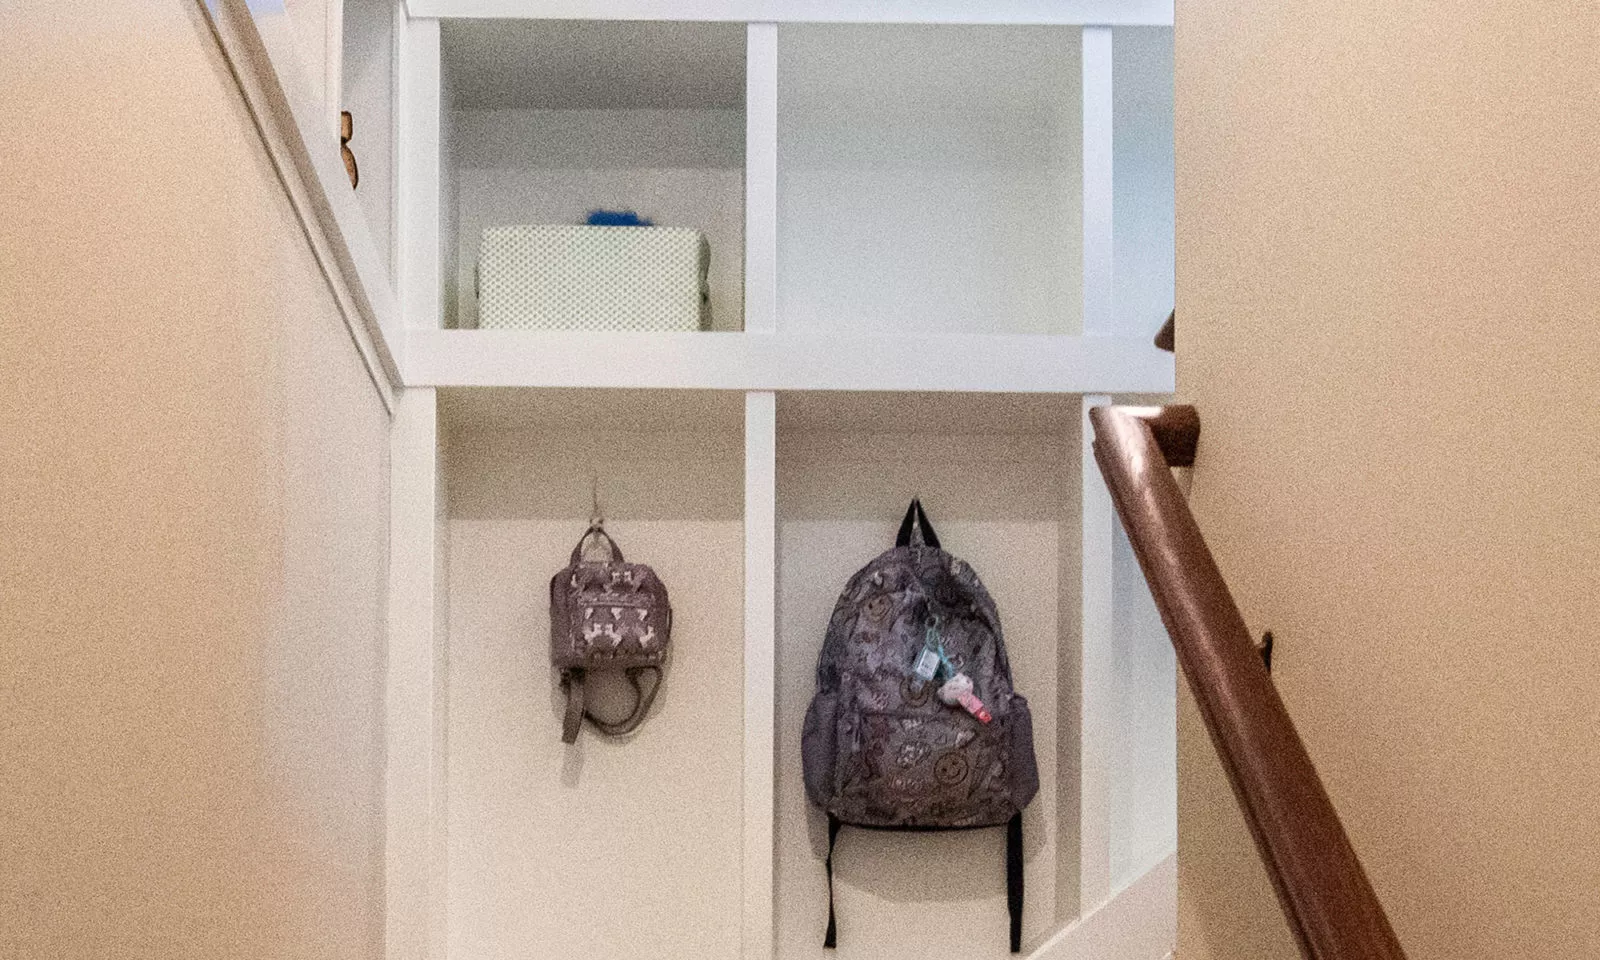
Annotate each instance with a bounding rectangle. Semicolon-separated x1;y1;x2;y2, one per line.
476;225;711;331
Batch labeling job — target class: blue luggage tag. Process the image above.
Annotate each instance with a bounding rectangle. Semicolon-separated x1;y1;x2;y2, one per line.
910;616;944;688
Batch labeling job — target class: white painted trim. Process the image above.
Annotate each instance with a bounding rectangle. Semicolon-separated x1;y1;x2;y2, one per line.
203;0;403;407
1028;854;1175;960
742;391;778;960
397;15;443;329
326;0;345;137
1081;26;1115;336
389;0;407;276
1076;30;1127;912
402;331;1175;394
1078;394;1115;909
403;0;1173;26
386;388;445;960
743;24;779;335
428;411;450;960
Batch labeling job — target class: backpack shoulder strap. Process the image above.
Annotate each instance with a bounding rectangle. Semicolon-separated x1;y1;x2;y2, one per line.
823;814;843;948
1008;812;1024;953
585;666;662;737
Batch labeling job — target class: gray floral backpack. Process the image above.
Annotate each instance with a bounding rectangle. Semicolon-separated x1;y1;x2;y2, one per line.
802;500;1038;952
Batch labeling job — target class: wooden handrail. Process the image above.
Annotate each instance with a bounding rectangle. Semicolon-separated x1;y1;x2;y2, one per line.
1090;405;1407;960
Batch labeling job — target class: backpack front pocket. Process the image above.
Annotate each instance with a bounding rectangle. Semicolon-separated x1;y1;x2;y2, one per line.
833;709;1017;828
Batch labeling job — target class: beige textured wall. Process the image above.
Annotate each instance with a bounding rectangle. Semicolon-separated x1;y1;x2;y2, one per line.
0;2;390;958
1174;2;1600;958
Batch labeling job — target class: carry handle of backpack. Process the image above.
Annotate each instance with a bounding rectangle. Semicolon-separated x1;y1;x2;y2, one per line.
895;498;942;550
571;526;624;565
561;666;661;742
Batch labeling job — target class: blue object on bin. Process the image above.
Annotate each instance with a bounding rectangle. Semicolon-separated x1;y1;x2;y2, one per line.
586;210;654;227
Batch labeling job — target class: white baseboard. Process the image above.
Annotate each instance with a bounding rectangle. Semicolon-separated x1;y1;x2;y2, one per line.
1028;854;1176;960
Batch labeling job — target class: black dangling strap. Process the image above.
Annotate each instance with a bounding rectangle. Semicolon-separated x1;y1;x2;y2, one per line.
1007;813;1024;953
820;812;1017;950
561;670;585;744
823;815;842;948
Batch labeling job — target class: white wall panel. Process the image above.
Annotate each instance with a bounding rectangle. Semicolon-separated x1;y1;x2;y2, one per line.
443;424;745;960
774;426;1070;958
1112;27;1174;342
777;25;1082;336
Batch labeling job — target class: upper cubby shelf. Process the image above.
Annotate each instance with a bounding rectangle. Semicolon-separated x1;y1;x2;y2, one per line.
406;14;1175;394
403;328;1173;393
406;0;1174;26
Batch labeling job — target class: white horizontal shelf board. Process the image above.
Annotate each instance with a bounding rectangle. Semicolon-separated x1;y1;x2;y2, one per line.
404;330;1174;394
437;386;746;432
779;391;1083;436
405;0;1174;26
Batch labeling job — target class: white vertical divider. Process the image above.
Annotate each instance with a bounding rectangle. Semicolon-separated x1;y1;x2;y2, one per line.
744;22;779;334
742;391;778;959
390;0;409;273
1078;23;1116;913
743;29;780;953
387;388;447;960
397;14;441;330
1079;393;1116;913
325;0;344;136
1082;26;1115;338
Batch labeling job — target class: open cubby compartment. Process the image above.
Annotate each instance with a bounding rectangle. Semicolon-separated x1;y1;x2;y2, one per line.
773;392;1081;959
440;388;747;960
776;25;1083;336
441;20;748;331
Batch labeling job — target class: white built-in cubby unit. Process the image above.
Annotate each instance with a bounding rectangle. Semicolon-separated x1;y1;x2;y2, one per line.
207;2;1178;958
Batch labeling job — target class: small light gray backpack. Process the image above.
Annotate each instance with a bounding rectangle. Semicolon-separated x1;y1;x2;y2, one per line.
550;525;671;744
801;500;1039;952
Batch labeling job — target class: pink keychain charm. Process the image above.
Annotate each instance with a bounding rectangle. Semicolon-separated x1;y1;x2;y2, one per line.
938;672;992;724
